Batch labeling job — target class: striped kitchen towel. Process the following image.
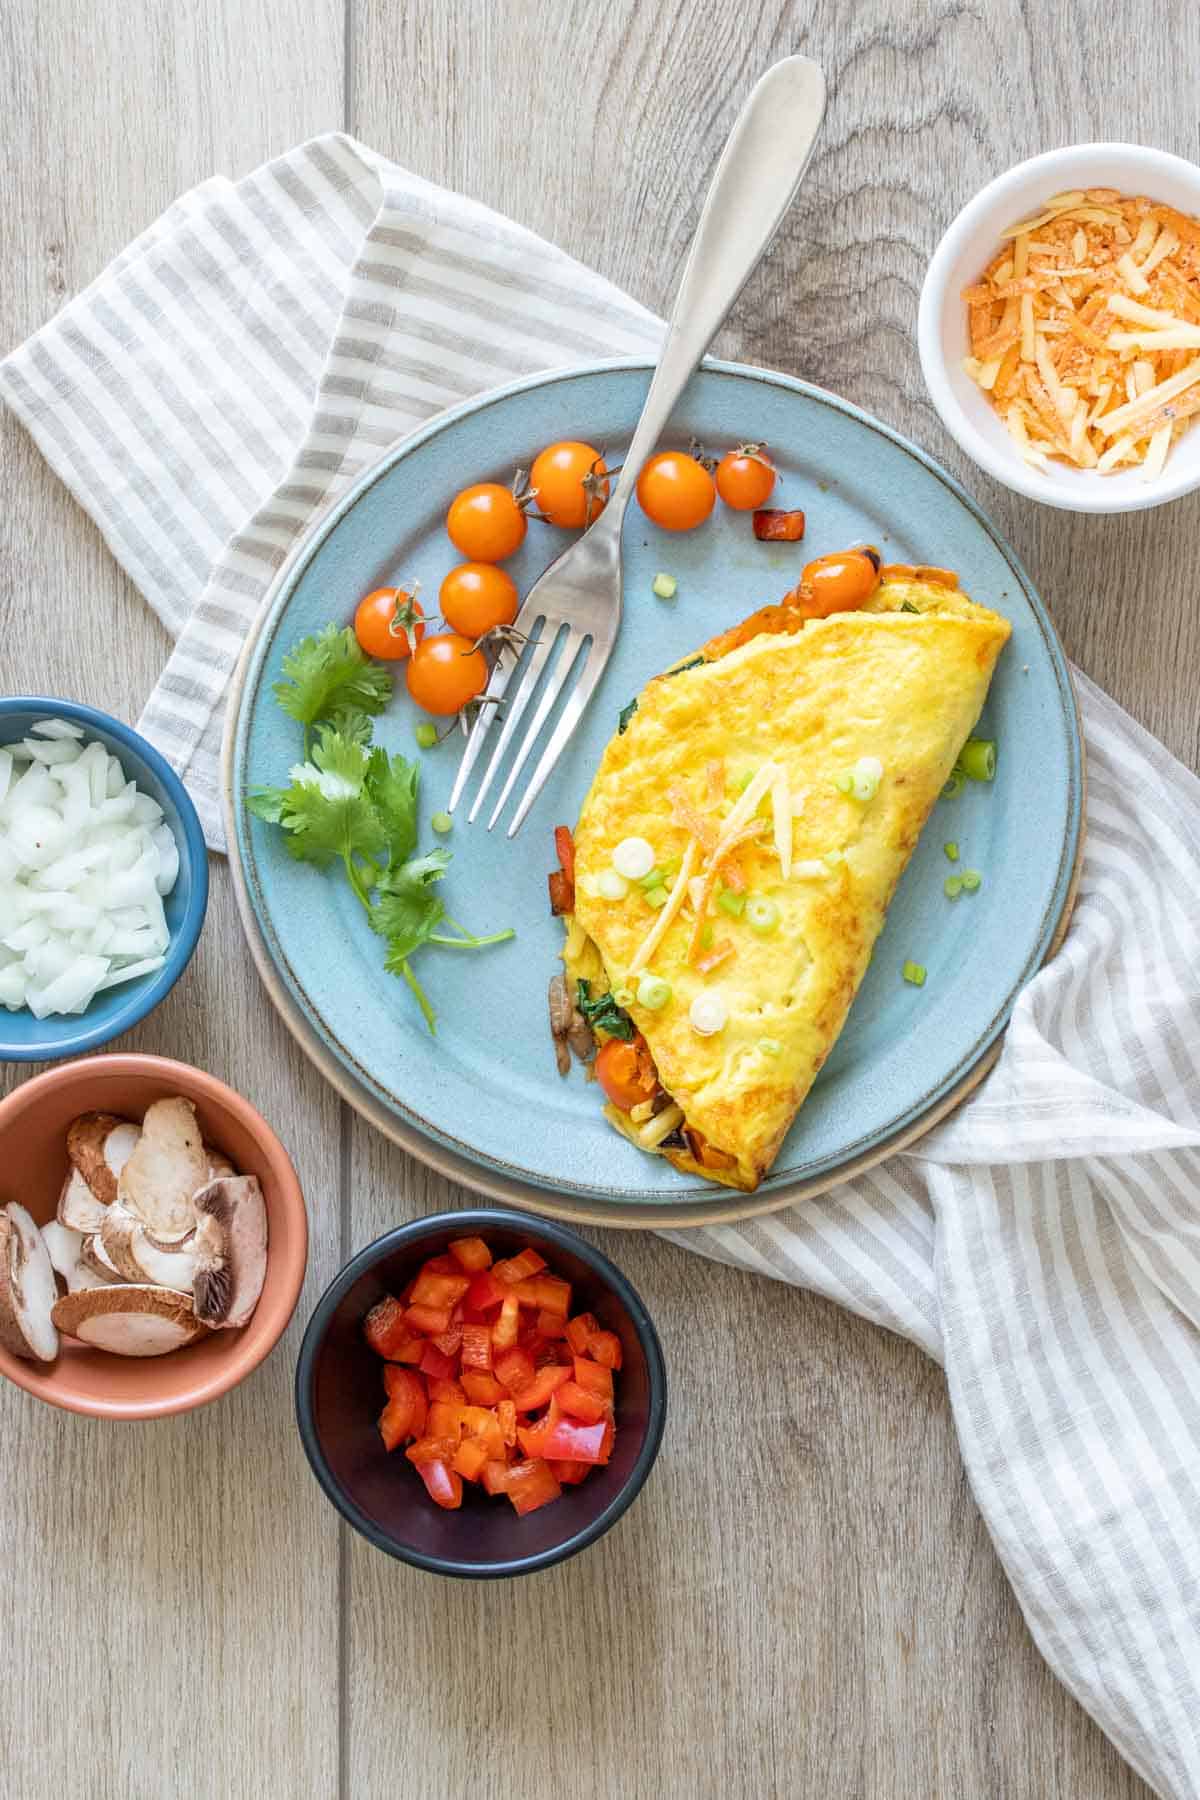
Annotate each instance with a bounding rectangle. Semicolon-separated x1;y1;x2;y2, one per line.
5;133;1200;1798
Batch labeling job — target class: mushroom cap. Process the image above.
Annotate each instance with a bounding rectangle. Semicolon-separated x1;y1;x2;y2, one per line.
66;1112;139;1209
192;1176;267;1328
0;1204;60;1362
51;1285;209;1357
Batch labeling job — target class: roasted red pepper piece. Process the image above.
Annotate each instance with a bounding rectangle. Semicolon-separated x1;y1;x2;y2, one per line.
548;825;576;915
505;1458;563;1516
461;1370;506;1405
512;1364;571;1413
554;825;576;886
752;507;806;541
460;1323;493;1372
415;1459;463;1509
448;1236;493;1272
404;1302;453;1337
410;1269;471;1310
363;1295;412;1359
556;1379;608;1425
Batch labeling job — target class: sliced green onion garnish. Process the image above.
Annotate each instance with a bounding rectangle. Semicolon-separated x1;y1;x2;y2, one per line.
644;885;669;910
659;857;680;882
902;960;927;987
651;572;678;600
832;771;855;795
944;841;959;862
636;972;672;1010
900;599;920;614
746;896;780;935
758;1038;784;1058
850;755;882;802
596;868;629;902
613;985;635;1007
943;768;965;797
639;868;665;893
414;721;438;749
961;868;982;892
430;810;452;835
735;769;755;794
944;875;963;899
717;890;745;919
700;923;714;950
960;738;996;782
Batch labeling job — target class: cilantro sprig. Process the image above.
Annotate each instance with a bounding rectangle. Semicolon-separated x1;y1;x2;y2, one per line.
249;632;514;1032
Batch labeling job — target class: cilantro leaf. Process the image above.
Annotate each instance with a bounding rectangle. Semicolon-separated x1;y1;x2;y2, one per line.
249;728;386;906
371;848;451;958
325;703;376;746
365;748;420;865
273;625;393;736
576;979;635;1041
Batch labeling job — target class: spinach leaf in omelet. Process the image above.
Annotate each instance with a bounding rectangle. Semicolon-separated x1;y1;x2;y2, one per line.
616;655;705;733
576;979;635;1041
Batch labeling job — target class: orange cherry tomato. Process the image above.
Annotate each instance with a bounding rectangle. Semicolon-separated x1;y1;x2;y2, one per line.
353;587;426;661
446;483;528;562
794;547;882;618
594;1034;659;1112
406;632;489;715
439;563;519;639
635;451;716;532
530;440;609;528
715;446;777;511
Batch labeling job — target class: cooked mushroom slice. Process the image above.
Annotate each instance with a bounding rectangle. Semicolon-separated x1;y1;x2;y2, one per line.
100;1204;225;1296
191;1176;267;1329
51;1285;209;1357
0;1204;60;1362
548;975;572;1077
80;1235;123;1282
117;1096;206;1243
57;1167;108;1234
66;1113;140;1209
41;1219;109;1293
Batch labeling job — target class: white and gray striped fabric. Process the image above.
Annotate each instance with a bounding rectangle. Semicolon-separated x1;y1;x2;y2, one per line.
4;133;1200;1797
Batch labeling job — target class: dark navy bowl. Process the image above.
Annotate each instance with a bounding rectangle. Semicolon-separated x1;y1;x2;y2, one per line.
295;1208;667;1578
0;699;209;1062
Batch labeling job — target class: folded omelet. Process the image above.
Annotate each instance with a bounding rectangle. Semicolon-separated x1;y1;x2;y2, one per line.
562;574;1012;1191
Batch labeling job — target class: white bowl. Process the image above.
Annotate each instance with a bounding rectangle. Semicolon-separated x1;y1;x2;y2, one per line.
918;143;1200;514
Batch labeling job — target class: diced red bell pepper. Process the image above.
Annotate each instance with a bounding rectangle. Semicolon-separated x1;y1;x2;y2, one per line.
363;1295;412;1359
448;1236;493;1272
547;868;573;916
481;1460;512;1496
415;1459;463;1509
431;1321;464;1359
420;1254;460;1276
537;1308;568;1339
493;1248;547;1285
495;1346;536;1394
405;1434;459;1466
390;1335;426;1366
505;1458;563;1516
452;1438;490;1482
459;1406;505;1459
461;1370;506;1405
404;1302;453;1337
418;1342;457;1381
496;1398;517;1446
466;1269;507;1313
752;507;806;542
556;1379;608;1425
537;1412;614;1465
460;1323;493;1372
565;1312;600;1357
549;1458;592;1486
427;1400;465;1440
378;1368;429;1450
573;1357;613;1399
588;1330;623;1370
512;1364;572;1413
512;1274;571;1315
410;1269;471;1310
426;1376;466;1405
492;1293;520;1350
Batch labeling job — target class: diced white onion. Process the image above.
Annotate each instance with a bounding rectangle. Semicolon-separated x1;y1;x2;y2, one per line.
612;836;656;881
0;720;180;1018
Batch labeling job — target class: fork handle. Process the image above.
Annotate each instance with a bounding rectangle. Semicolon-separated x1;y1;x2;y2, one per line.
607;55;826;518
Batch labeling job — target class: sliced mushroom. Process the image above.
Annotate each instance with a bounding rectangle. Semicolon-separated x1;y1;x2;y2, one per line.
66;1113;140;1209
0;1204;60;1362
100;1204;225;1296
80;1235;123;1282
191;1176;267;1329
57;1167;108;1234
40;1219;109;1293
548;975;572;1077
51;1284;208;1357
117;1096;206;1243
204;1146;236;1183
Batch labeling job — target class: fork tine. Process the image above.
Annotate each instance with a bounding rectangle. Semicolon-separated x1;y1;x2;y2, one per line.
506;637;610;837
446;646;517;814
466;621;559;823
486;627;587;830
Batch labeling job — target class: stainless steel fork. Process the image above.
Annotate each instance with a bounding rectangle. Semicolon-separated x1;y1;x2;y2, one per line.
448;53;827;837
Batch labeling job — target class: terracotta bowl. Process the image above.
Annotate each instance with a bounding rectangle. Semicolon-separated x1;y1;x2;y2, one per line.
0;1054;308;1418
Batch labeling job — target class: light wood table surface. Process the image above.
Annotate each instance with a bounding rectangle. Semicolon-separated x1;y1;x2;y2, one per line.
2;2;1190;1795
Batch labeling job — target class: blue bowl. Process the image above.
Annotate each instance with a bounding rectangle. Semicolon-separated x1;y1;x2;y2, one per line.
0;699;209;1062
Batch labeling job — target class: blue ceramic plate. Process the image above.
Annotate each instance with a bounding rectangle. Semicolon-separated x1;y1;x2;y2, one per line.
230;360;1081;1210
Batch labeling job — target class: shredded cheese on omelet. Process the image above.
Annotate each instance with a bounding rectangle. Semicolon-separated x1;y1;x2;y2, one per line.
628;839;700;975
715;761;779;851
